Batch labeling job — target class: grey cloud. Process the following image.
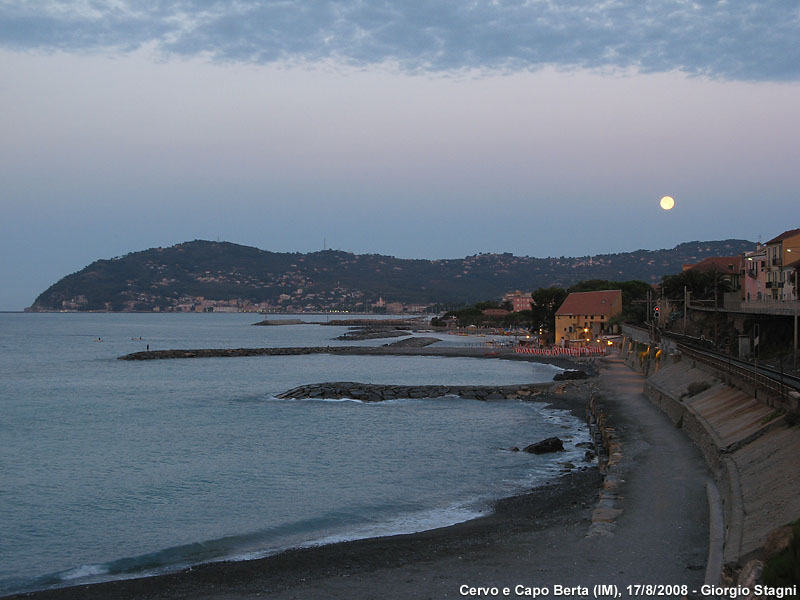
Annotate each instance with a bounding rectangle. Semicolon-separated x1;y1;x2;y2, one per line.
1;1;798;80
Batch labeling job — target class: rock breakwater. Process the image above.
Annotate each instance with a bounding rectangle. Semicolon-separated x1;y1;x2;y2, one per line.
121;347;337;360
335;328;410;341
383;337;441;348
275;382;551;402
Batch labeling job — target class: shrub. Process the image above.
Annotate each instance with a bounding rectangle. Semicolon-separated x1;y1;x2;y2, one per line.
762;519;800;589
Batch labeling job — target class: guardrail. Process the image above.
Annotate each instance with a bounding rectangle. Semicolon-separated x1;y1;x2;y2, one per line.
515;346;608;357
677;344;799;402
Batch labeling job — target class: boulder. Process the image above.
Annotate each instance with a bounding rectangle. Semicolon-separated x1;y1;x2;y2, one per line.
553;370;588;381
523;437;564;454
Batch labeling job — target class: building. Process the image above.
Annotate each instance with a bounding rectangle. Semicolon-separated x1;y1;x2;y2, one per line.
782;258;800;302
503;290;532;312
686;255;744;295
742;246;767;302
764;228;800;300
555;290;622;347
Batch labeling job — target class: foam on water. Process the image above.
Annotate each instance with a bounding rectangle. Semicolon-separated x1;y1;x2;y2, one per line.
58;564;110;581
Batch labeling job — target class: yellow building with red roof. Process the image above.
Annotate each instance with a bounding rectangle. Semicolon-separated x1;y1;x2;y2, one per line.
555;289;622;347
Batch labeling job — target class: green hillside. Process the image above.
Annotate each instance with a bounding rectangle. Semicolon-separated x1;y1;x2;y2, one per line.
28;239;755;312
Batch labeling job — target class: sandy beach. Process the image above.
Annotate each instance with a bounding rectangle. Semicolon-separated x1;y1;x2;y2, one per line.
5;357;712;600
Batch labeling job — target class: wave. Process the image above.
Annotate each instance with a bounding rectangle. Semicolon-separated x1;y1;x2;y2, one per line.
23;501;488;594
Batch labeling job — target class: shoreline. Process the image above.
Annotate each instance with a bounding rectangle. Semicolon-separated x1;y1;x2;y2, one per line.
2;468;603;600
3;388;598;600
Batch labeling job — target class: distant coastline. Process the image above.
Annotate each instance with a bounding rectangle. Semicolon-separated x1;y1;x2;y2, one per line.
27;238;754;313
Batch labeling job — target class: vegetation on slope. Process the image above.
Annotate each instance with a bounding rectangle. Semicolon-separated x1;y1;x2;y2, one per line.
30;238;754;312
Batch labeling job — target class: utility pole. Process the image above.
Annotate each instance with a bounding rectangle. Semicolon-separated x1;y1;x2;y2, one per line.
794;307;798;371
683;286;688;331
714;273;719;349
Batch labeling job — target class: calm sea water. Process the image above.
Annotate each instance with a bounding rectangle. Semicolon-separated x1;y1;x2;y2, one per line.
0;313;591;595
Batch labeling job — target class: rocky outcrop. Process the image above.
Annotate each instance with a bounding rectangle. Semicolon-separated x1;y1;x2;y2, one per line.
275;382;550;402
553;370;589;381
522;437;565;454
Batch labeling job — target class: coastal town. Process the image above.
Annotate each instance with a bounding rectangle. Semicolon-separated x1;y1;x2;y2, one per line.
105;227;800;599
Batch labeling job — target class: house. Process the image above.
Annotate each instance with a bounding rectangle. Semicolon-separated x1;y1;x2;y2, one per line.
742;246;768;302
764;228;800;300
503;290;532;312
686;255;743;294
782;258;800;301
555;290;622;347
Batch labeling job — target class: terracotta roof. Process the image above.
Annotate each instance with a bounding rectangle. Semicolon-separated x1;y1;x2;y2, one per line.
555;290;622;316
688;256;743;273
766;228;800;244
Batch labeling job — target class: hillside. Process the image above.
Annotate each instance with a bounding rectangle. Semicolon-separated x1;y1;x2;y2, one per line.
28;239;754;312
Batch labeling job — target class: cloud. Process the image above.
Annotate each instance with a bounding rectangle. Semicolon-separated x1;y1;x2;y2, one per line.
1;1;799;80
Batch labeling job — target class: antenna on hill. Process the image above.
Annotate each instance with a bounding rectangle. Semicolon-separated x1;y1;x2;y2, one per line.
324;237;327;251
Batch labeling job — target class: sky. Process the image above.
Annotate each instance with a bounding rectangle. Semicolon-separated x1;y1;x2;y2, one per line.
1;1;799;310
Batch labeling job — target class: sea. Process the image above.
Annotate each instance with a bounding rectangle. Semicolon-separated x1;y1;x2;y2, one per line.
0;312;592;596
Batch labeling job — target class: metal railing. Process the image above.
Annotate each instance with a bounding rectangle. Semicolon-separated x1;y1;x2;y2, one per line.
677;344;799;401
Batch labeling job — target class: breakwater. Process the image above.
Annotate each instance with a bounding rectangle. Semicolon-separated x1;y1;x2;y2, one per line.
275;382;551;402
120;347;337;360
117;346;584;368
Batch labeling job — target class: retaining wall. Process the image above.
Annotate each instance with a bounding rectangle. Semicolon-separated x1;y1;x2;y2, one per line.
643;356;800;570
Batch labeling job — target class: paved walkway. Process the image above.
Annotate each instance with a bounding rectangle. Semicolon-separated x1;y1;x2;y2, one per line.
573;355;713;588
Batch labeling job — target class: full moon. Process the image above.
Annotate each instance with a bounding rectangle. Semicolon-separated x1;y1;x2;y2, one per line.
660;196;675;210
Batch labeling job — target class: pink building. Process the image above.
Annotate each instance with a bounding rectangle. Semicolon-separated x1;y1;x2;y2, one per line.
503;290;532;312
743;246;767;302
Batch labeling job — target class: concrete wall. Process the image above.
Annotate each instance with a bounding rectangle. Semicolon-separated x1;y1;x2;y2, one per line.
643;357;800;570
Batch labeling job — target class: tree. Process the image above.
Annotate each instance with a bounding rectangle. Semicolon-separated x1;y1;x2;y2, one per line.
530;287;568;336
661;269;731;306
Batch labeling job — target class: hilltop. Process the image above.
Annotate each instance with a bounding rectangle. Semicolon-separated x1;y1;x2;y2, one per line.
28;239;754;312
